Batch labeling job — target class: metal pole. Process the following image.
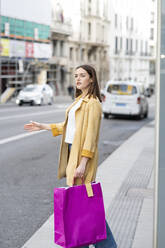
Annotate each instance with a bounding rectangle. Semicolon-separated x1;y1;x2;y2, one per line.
154;0;165;247
154;0;161;246
0;0;2;98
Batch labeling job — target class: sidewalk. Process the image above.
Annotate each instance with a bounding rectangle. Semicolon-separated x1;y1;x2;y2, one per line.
21;120;154;248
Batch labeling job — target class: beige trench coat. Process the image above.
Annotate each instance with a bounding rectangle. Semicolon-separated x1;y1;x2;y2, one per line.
50;94;102;186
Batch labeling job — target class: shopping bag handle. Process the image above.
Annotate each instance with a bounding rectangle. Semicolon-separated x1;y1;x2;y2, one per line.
73;177;94;197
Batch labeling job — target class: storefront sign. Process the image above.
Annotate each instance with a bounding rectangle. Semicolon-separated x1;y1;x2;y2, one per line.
25;42;34;57
1;39;10;56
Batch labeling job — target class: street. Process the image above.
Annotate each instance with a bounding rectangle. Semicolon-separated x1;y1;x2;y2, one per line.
0;97;155;248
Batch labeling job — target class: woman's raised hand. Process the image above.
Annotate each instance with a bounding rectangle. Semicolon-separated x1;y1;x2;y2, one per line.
24;121;45;132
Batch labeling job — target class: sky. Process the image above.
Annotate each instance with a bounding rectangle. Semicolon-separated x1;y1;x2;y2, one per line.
1;0;52;24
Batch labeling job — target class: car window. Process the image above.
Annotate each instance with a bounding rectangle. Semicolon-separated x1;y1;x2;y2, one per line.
107;84;137;95
22;85;38;92
46;85;50;91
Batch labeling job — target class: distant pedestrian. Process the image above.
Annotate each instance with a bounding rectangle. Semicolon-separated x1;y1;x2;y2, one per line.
67;85;74;99
24;64;117;248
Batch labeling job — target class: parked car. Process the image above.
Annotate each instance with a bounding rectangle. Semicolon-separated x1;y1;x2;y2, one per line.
102;81;148;119
16;84;54;106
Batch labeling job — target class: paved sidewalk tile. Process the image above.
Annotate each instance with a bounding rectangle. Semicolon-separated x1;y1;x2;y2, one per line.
131;168;154;248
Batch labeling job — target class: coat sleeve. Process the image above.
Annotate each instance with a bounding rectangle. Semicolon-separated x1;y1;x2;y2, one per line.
50;122;65;137
81;102;102;159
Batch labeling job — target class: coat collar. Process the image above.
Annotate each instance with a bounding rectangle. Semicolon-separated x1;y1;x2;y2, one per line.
75;94;96;103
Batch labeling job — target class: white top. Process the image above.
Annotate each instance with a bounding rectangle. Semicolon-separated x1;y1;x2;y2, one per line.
65;98;83;144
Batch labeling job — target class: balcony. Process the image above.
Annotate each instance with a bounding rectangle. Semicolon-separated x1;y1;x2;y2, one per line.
51;21;72;36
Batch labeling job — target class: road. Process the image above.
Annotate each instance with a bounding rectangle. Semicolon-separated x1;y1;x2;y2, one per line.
0;97;155;248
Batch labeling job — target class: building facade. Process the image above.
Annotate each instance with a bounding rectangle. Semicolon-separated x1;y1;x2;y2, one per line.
49;2;72;95
0;16;51;98
0;0;156;99
108;0;156;89
54;0;110;90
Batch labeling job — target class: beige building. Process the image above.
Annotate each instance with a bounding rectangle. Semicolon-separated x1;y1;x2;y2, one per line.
50;0;110;93
49;2;72;95
67;0;110;89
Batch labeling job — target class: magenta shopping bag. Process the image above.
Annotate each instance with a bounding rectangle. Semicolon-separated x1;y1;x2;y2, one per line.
54;182;107;248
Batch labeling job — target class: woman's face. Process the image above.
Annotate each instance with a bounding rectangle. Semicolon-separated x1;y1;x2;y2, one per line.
74;67;92;91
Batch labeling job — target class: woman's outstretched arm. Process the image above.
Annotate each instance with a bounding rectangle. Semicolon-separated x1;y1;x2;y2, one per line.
24;121;65;136
24;121;51;131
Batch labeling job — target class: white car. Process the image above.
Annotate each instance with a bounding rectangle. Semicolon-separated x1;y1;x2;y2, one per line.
16;84;54;106
102;81;148;119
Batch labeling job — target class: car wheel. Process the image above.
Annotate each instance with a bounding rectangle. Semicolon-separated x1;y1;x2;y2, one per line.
18;102;23;106
48;97;53;105
39;98;44;106
144;110;148;118
30;101;34;106
104;113;110;119
137;110;144;120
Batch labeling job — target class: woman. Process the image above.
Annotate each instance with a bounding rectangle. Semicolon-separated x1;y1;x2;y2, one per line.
24;64;117;248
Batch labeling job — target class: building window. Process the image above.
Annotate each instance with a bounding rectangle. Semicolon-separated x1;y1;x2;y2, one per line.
88;22;91;39
150;61;155;74
70;47;73;60
150;28;154;40
102;25;104;42
141;40;143;54
115;36;118;54
93;51;97;60
150;45;154;56
130;39;133;53
131;18;133;30
151;12;154;23
81;48;85;61
126;16;129;29
136;39;138;52
88;52;91;61
120;37;122;50
145;41;148;55
53;40;57;56
115;14;118;28
76;48;79;61
88;6;91;14
60;41;64;57
104;50;107;59
126;38;129;52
